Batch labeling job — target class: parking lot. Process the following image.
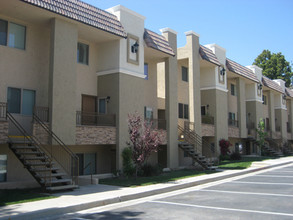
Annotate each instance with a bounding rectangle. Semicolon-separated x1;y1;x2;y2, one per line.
58;164;293;220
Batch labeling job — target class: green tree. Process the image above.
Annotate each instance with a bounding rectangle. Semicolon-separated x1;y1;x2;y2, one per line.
253;50;293;87
256;119;267;156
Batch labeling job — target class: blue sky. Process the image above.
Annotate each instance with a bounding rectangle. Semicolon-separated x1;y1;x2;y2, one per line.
84;0;293;67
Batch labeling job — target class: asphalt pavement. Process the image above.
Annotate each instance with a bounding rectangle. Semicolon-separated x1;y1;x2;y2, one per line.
58;164;293;220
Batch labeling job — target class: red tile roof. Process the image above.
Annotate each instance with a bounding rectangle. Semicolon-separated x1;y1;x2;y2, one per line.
262;76;284;94
21;0;127;38
226;58;259;83
199;45;221;66
285;88;293;97
144;29;175;56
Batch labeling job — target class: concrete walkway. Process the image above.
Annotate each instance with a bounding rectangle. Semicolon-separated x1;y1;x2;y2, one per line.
1;156;292;220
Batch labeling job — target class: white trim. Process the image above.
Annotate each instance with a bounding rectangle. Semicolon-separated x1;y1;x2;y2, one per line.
274;107;287;110
200;86;228;93
96;68;145;79
184;31;200;37
160;27;177;35
107;5;146;20
204;43;226;52
245;99;263;103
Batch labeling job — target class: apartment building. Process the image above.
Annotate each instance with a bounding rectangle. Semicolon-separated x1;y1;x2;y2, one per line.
0;0;292;190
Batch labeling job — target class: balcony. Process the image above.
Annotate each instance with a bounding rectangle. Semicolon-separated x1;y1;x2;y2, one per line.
76;111;116;127
0;102;8;144
201;115;214;125
228;119;238;127
247;122;256;138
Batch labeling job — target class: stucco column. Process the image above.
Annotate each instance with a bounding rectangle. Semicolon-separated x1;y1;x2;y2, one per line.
185;31;201;136
214;88;228;155
275;108;287;140
236;78;246;138
268;90;275;136
289;100;293;139
161;28;178;168
49;18;77;145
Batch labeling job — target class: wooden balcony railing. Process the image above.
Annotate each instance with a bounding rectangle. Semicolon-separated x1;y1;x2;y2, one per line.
0;102;7;119
228;119;238;127
275;126;281;132
201;115;214;125
76;111;116;127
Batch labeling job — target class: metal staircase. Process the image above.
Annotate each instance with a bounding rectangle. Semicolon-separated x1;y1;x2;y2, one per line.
7;112;79;191
264;133;284;157
178;124;218;170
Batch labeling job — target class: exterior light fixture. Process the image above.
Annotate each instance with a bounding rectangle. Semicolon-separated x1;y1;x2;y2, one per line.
258;84;263;90
283;94;286;100
106;96;111;103
220;67;226;76
131;41;139;53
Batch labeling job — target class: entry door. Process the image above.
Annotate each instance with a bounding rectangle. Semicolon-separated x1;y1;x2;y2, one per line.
7;88;35;135
82;95;97;125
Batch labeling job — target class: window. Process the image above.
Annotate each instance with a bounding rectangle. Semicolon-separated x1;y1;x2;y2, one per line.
178;103;183;119
178;103;189;119
98;98;106;114
0;155;7;182
184;104;189;119
262;95;267;105
77;42;89;65
0;19;8;46
201;106;206;116
7;87;35;115
182;66;188;82
77;153;96;175
229;112;236;120
144;63;148;80
144;106;153;120
231;84;236;96
0;19;26;50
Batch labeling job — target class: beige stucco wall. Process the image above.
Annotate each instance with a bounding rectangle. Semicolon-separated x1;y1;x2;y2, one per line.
49;18;77;145
262;91;269;119
227;79;238;118
0;144;38;189
0;14;50;106
70;145;115;174
200;67;216;89
76;41;99;111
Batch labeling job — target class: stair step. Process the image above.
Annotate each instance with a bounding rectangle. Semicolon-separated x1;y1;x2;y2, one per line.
36;173;67;178
25;162;54;166
41;178;72;185
11;146;37;150
17;152;45;155
208;166;218;170
46;184;78;191
30;167;59;172
21;156;49;160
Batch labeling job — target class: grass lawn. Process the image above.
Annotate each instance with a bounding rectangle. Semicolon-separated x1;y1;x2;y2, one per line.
218;156;275;170
0;188;56;206
100;169;217;187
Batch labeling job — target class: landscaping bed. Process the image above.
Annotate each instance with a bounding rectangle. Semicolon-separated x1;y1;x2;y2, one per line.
100;169;217;187
0;188;56;206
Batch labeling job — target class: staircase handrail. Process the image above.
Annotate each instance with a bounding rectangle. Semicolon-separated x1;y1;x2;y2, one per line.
6;111;53;185
33;113;79;184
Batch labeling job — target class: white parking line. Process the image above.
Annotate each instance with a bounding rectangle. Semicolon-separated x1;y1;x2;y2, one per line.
256;175;293;178
150;200;293;217
234;181;293;186
266;171;293;173
200;189;293;197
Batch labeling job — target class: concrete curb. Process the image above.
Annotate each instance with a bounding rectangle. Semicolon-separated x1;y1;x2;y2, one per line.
4;160;293;220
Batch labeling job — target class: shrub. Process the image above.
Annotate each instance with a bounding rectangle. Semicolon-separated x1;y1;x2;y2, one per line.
219;154;230;161
139;163;161;177
230;152;242;160
122;147;135;177
219;139;231;156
